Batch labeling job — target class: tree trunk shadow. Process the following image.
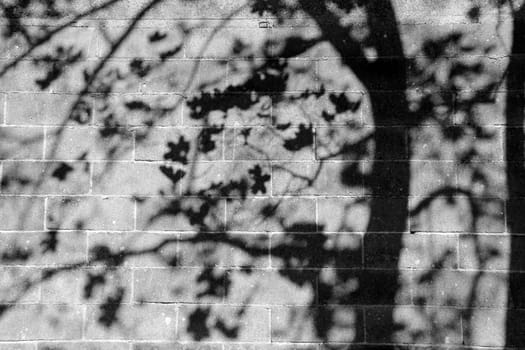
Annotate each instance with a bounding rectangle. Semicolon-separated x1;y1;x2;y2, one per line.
506;5;525;348
357;0;410;343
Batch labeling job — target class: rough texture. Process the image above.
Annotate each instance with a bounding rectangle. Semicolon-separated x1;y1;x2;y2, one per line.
0;0;521;349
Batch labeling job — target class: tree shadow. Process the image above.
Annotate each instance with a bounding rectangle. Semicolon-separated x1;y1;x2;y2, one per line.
0;0;515;348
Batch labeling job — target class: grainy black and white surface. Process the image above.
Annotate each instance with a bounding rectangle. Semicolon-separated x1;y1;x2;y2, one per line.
0;0;522;348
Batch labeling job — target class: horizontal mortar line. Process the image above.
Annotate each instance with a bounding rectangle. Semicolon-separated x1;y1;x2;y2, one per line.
5;91;187;96
1;14;487;22
4;158;511;164
1;264;517;274
0;301;511;312
0;192;509;198
0;53;515;62
0;87;520;95
0;229;512;236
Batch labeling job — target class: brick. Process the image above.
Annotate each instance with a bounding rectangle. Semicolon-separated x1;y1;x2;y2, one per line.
0;196;45;230
224;127;314;161
0;126;44;160
283;59;319;93
365;161;410;197
398;233;459;270
134;344;222;350
178;305;269;342
272;162;364;196
271;233;362;268
185;24;269;59
364;234;458;269
318;269;409;306
0;231;86;266
88;0;252;20
0;267;41;303
87;231;179;267
85;304;177;340
92;161;178;196
133;267;224;303
315;126;371;161
365;306;429;344
94;93;183;127
141;60;228;94
97;26;183;59
271;25;323;58
135;127;222;162
225;345;317;350
362;91;415;126
457;163;506;198
411;125;451;161
226;269;315;306
179;162;271;196
359;197;409;234
271;306;363;343
0;304;83;340
31;27;97;59
410;196;473;233
41;267;132;305
182;94;272;127
178;232;270;268
45;127;133;161
0;59;90;93
136;197;226;232
505;309;525;347
226;58;316;92
317;198;369;232
318;58;362;92
1;161;90;195
410;161;456;196
459;234;509;270
6;93;81;125
0;344;35;350
38;342;129;350
46;196;134;231
226;197;316;232
274;92;364;127
464;308;506;347
411;270;475;307
89;59;143;93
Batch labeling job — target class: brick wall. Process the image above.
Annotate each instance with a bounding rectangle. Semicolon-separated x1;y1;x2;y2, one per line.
0;0;518;349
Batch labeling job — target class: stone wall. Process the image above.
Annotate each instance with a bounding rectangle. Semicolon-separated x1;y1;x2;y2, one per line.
0;0;518;349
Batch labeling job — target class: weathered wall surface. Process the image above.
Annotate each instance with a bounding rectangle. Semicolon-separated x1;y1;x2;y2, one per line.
0;0;519;349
